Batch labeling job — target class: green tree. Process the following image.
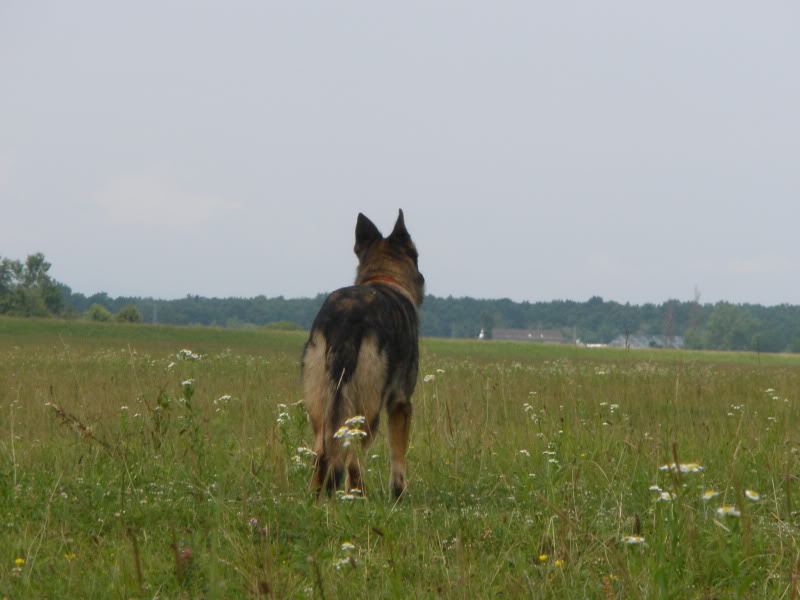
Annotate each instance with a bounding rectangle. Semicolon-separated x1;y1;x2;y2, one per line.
115;304;142;323
0;253;63;316
704;303;757;351
87;303;112;322
0;259;13;313
751;328;787;353
683;327;706;350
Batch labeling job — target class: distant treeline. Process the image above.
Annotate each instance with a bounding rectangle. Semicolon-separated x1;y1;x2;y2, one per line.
3;253;800;352
59;289;800;353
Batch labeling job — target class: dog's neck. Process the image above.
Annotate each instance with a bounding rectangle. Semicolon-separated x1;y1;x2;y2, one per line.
362;275;417;306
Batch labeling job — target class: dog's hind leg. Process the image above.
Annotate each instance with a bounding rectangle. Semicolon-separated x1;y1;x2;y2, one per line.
344;336;384;496
387;396;412;499
309;421;329;495
346;418;377;495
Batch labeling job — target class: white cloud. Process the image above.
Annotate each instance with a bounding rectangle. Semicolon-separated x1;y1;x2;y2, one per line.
95;171;237;228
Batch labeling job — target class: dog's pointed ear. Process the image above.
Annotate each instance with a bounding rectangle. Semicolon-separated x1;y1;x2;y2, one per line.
355;213;382;256
388;209;410;244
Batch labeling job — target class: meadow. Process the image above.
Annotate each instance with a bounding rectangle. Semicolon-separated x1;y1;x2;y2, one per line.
1;317;799;599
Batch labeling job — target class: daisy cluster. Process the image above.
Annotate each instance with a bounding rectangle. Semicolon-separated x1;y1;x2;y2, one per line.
333;415;368;448
630;461;767;545
648;463;764;518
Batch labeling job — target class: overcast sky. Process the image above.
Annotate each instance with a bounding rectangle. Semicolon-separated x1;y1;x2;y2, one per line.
2;2;798;306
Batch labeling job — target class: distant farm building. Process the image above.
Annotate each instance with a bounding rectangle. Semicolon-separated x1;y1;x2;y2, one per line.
608;334;684;349
491;328;567;344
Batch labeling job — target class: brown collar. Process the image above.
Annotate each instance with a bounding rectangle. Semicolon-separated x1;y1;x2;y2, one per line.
362;275;419;307
364;276;402;287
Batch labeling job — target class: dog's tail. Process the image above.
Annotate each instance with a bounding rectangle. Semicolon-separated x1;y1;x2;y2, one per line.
311;369;347;495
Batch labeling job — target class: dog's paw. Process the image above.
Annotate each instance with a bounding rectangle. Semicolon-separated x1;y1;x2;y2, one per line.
390;475;407;500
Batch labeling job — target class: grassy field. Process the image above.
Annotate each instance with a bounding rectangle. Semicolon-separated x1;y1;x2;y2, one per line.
1;317;799;598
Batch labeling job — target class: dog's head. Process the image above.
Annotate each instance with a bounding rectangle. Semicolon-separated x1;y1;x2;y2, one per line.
353;209;425;306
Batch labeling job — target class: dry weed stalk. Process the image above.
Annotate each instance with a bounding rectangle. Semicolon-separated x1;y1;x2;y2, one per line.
45;402;117;456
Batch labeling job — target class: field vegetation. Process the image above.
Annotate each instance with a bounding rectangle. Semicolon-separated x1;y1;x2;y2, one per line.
1;317;799;598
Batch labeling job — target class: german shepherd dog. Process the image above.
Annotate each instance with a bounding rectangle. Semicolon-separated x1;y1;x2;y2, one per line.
302;210;424;499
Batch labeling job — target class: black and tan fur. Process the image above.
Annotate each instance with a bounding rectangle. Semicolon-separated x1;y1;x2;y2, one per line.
302;210;424;499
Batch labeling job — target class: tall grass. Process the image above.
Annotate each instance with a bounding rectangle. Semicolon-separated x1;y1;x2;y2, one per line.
1;317;799;598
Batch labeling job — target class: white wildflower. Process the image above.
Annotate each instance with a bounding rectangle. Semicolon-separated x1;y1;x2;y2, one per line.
745;489;761;502
337;492;364;501
333;421;368;447
717;505;741;517
622;535;645;545
344;415;366;427
659;462;703;473
177;349;201;361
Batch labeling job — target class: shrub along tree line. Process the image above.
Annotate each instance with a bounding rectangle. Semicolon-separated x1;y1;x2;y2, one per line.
3;253;800;352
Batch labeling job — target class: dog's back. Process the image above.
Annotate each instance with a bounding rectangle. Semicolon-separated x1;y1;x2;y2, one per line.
302;210;423;498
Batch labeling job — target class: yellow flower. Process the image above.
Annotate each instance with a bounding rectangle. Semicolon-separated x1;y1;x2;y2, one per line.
14;558;25;566
554;559;564;567
538;554;548;562
64;552;77;561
